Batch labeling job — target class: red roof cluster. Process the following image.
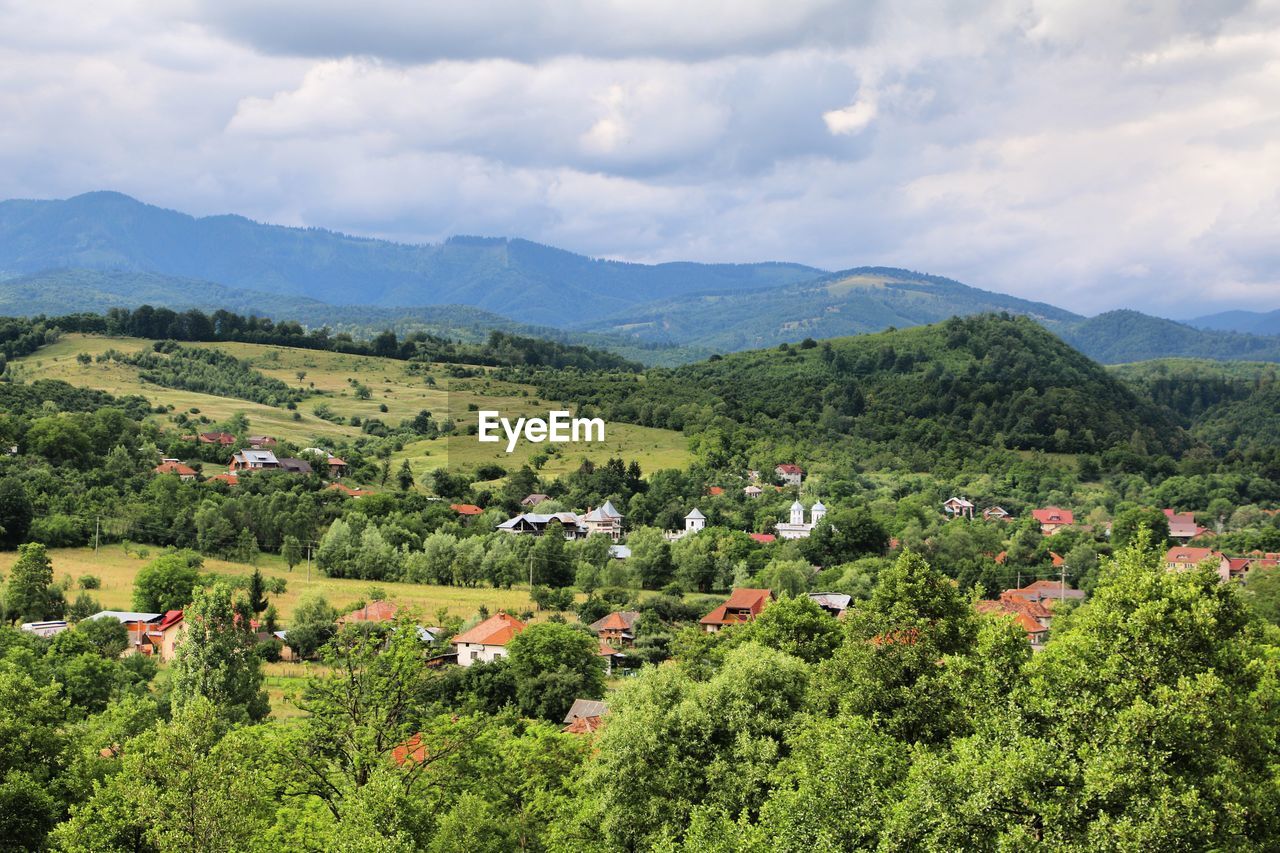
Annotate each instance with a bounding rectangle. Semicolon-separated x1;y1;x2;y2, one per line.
337;600;400;626
748;533;776;544
154;461;196;477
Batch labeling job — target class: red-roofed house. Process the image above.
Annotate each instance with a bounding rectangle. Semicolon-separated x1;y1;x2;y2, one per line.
1163;509;1210;541
197;431;236;446
749;533;777;544
337;600;400;627
1005;579;1085;603
153;461;197;481
700;588;773;633
707;486;725;497
453;612;526;666
976;592;1054;650
144;609;185;661
208;472;239;486
589;610;639;647
451;503;485;516
775;464;804;486
1032;507;1074;535
1165;547;1231;583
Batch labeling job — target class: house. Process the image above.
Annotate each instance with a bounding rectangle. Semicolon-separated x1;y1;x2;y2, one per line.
208;472;239;486
143;610;185;661
453;612;526;666
748;533;776;544
451;503;485;516
302;448;348;477
1032;507;1074;535
326;482;374;498
229;449;280;472
278;458;314;475
154;460;197;481
496;512;589;538
1163;509;1210;541
808;592;851;618
87;611;163;654
589;611;639;648
246;435;276;449
776;500;826;539
1004;579;1086;604
521;494;550;507
743;485;763;498
775;464;804;487
983;506;1011;522
20;620;68;638
598;639;627;675
707;486;725;497
562;698;608;734
581;501;625;541
273;630;297;662
1164;547;1231;583
700;588;774;633
976;592;1055;650
197;431;236;446
337;600;400;627
943;497;975;519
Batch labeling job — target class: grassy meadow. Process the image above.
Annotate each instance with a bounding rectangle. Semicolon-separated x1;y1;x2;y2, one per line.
0;544;536;626
10;333;691;480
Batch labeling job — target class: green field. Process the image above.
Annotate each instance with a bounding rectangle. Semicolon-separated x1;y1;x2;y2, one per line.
0;544;536;626
11;333;692;479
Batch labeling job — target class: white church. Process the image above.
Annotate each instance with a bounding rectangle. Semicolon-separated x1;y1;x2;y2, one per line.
776;500;826;539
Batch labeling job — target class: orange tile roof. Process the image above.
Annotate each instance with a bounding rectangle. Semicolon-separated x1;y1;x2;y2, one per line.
208;473;239;485
338;600;399;625
700;588;772;626
450;504;485;515
154;461;197;477
1032;507;1074;525
749;533;776;544
707;486;724;496
452;612;526;647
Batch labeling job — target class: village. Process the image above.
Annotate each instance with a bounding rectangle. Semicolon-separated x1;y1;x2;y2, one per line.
19;450;1278;737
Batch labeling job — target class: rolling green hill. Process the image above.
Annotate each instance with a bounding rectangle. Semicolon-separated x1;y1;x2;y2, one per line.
535;314;1187;464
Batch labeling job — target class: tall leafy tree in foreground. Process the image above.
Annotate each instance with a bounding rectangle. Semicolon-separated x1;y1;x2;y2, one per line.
170;582;268;722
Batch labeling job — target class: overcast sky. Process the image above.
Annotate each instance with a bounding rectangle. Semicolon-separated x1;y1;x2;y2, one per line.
1;0;1278;316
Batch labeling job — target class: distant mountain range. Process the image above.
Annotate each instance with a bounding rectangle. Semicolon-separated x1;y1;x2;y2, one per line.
1188;309;1280;336
0;191;1277;366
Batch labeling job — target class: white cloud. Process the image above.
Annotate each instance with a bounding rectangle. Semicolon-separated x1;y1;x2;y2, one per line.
0;0;1277;315
823;97;877;135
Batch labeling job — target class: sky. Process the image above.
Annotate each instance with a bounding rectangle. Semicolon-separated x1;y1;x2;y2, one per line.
1;0;1278;317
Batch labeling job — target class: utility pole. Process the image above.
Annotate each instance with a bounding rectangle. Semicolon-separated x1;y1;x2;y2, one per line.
1060;562;1067;603
93;516;100;554
306;542;312;584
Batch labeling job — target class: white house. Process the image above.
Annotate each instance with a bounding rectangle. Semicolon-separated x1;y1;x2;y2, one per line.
776;500;827;539
453;612;526;666
775;464;804;487
943;497;975;519
581;501;625;541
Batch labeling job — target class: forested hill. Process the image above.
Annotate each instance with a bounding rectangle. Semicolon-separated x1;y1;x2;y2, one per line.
533;314;1187;463
1054;310;1280;363
0;192;819;326
580;266;1080;350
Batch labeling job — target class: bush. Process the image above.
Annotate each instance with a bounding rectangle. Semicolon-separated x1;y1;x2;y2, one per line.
78;575;101;590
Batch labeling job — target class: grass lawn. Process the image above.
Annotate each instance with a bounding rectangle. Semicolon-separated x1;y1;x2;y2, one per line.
0;544;536;627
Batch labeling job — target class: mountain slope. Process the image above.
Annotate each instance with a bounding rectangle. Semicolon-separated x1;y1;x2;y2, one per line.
0;192;820;325
1055;310;1280;363
535;314;1186;460
1188;308;1280;336
579;266;1081;351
